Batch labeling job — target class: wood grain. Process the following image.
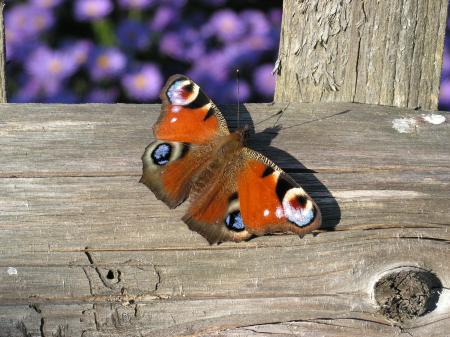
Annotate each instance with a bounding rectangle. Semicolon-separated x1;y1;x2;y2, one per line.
274;0;448;110
0;103;449;337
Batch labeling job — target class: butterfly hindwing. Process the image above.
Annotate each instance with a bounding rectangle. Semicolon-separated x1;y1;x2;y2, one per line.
154;74;229;144
237;148;321;237
140;140;212;208
181;151;253;244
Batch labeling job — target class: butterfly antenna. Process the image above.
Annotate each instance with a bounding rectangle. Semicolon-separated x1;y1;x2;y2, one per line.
236;69;240;129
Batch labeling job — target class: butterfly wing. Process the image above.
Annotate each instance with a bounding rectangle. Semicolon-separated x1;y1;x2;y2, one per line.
237;148;321;237
182;155;253;244
154;74;229;143
181;147;321;244
141;75;228;208
141;141;214;208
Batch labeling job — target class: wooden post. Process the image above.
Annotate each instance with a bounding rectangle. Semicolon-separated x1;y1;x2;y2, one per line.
274;0;448;110
0;0;6;103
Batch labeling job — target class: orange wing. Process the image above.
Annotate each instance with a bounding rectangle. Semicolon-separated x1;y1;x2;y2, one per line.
237;148;321;237
140;140;212;208
180;148;321;244
182;155;253;244
142;75;229;208
154;74;229;144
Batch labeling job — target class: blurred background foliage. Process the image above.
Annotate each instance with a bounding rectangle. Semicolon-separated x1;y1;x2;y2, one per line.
5;0;450;108
5;0;281;104
438;2;450;110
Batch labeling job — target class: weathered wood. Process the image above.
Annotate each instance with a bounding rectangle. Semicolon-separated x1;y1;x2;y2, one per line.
274;0;448;110
0;1;6;103
0;103;449;337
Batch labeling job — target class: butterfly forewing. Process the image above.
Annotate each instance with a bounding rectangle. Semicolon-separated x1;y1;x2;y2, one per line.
154;74;229;144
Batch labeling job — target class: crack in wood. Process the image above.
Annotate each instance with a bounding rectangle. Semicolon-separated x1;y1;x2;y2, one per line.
205;315;399;337
30;303;42;314
84;247;122;290
153;265;162;293
398;236;450;244
39;317;45;337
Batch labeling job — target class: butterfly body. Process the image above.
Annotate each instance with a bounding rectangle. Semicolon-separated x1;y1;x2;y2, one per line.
141;75;321;244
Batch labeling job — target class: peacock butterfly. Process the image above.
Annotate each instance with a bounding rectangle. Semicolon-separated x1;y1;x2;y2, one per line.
140;74;321;244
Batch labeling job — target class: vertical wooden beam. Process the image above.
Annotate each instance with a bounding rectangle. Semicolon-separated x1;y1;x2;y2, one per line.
274;0;448;110
0;0;6;103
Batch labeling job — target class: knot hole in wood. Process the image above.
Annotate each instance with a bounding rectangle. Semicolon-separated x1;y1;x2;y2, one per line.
373;267;442;322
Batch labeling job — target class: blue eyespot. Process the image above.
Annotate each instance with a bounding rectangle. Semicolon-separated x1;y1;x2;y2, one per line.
225;211;245;231
151;143;171;166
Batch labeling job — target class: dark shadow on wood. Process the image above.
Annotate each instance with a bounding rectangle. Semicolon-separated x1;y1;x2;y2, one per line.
222;105;341;234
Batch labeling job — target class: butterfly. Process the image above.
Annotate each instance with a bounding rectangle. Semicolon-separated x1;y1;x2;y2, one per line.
140;74;321;244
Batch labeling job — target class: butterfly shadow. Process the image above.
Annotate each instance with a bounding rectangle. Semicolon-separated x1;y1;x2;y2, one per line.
226;104;341;234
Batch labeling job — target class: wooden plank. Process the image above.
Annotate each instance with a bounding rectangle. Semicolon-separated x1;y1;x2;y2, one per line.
1;103;449;177
274;0;448;110
0;171;449;258
0;103;449;336
1;234;449;300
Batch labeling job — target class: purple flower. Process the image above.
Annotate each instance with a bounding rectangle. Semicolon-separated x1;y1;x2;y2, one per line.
159;33;181;59
6;39;40;62
241;34;274;53
253;64;275;98
439;79;450;108
31;0;65;8
222;44;259;69
220;79;250;104
26;46;77;80
10;78;41;103
88;47;126;81
117;20;151;51
188;51;230;83
6;4;54;45
118;0;154;9
150;7;178;31
179;28;205;61
63;40;93;66
74;0;113;21
86;88;118;103
160;30;204;62
207;9;246;43
122;64;163;101
441;36;450;78
24;46;78;96
241;10;271;37
5;0;283;105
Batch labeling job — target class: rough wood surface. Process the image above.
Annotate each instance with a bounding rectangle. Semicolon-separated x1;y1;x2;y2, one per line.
274;0;448;110
0;103;449;337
